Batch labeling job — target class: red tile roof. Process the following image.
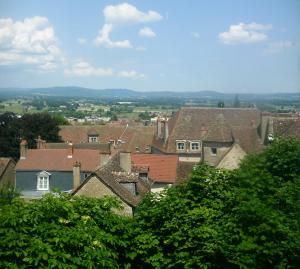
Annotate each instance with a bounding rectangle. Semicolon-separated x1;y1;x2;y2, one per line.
16;149;101;172
131;154;178;183
59;124;155;152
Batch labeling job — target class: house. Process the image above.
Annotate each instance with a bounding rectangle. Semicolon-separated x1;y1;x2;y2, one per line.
72;152;150;216
152;107;264;168
15;139;110;198
268;116;300;141
0;157;16;188
59;124;156;153
131;153;179;192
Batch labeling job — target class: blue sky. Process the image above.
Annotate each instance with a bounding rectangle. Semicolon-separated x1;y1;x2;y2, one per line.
0;0;299;93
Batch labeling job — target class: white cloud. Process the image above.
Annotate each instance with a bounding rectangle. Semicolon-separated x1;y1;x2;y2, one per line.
118;70;145;78
94;3;162;48
94;23;132;48
0;16;63;70
103;3;162;25
65;60;145;79
191;32;200;39
263;40;296;54
139;27;156;38
219;22;272;45
77;38;87;45
64;61;114;77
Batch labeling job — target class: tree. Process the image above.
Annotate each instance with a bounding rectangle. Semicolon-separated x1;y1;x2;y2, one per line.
0;112;21;159
0;193;133;268
130;165;234;268
233;94;241;107
138;111;151;121
0;112;63;159
130;138;300;268
222;138;300;268
20;112;62;148
217;101;225;108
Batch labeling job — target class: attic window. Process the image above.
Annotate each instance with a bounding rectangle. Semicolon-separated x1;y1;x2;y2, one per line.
210;147;217;156
190;142;200;151
89;136;98;143
176;142;185;150
37;171;51;191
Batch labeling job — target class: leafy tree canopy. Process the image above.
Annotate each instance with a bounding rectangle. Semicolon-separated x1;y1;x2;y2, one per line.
0;138;299;268
130;138;300;268
0;193;133;268
0;112;62;159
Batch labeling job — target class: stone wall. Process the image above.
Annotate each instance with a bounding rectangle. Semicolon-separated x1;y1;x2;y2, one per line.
74;176;133;216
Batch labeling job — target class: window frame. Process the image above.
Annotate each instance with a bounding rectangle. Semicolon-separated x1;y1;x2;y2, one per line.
89;136;98;143
176;141;186;151
210;147;217;156
190;141;201;151
37;171;51;191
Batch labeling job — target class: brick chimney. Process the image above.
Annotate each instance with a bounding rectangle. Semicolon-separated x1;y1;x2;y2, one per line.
120;152;131;173
36;135;46;149
67;142;73;158
20;139;28;159
73;161;81;189
163;119;169;143
157;118;162;138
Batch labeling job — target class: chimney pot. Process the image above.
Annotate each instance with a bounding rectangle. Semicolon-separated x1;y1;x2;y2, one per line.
20;139;28;159
120;152;132;173
73;161;81;189
164;119;169;143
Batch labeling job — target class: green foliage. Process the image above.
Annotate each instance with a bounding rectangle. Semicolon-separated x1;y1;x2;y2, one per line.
217;101;225;108
0;184;20;206
20;112;62;148
0;138;299;268
0;193;133;268
130;165;234;268
233;94;241;108
130;138;300;268
138;111;151;121
223;138;300;268
0;112;62;159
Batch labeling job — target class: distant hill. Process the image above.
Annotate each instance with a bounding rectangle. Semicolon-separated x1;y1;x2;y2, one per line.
0;87;299;101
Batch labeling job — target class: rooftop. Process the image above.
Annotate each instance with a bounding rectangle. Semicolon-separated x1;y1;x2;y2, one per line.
16;148;101;172
131;153;178;183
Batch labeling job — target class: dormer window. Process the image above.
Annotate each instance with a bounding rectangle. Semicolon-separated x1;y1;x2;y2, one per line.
190;141;200;151
176;141;185;150
37;171;51;191
88;136;98;143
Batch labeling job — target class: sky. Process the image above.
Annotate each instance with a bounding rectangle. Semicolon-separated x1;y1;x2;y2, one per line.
0;0;299;93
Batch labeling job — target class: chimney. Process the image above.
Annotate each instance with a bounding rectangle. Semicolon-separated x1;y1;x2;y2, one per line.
20;139;28;159
164;119;169;143
100;153;110;167
73;161;81;189
67;142;73;158
157;118;162;138
36;135;46;149
120;152;131;173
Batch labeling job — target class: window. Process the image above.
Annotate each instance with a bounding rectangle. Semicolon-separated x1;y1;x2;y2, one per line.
177;142;185;150
37;171;50;191
211;147;217;156
89;136;98;143
190;142;200;151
